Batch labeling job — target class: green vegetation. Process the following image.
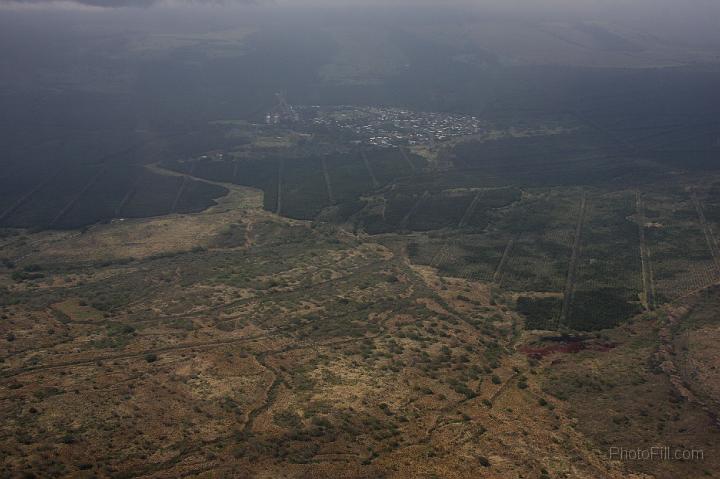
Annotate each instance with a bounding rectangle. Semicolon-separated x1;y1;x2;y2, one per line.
567;288;642;331
517;297;562;330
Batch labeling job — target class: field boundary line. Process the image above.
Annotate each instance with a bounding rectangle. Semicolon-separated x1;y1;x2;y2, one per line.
275;158;284;215
115;179;139;216
321;157;334;204
399;146;417;173
458;191;481;228
0;174;56;224
431;243;451;269
489;372;519;403
493;237;515;285
49;167;108;227
691;190;720;271
170;176;188;213
558;190;587;328
0;333;272;379
399;190;429;230
361;148;380;188
637;192;656;310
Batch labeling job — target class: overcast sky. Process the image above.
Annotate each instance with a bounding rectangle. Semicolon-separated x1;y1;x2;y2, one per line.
1;0;718;10
1;0;719;59
2;0;718;42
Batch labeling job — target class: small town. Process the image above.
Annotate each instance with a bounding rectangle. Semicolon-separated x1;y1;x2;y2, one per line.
301;105;485;147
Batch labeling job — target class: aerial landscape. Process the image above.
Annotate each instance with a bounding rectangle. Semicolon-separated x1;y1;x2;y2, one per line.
1;0;720;477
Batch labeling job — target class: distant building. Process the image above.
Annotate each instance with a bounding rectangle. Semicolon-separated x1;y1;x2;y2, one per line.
266;93;299;125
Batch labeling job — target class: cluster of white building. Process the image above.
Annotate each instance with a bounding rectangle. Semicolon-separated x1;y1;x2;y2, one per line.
303;106;484;147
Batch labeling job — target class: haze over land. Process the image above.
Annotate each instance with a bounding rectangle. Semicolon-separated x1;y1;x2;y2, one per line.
1;1;720;478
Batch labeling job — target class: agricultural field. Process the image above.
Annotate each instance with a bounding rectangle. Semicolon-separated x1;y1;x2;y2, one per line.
0;162;228;231
2;165;101;230
642;186;719;302
403;179;720;333
279;157;330;220
364;148;419;185
494;188;581;293
0;165;57;225
405;191;475;232
54;164;139;230
564;191;643;331
449;130;635;187
573;191;641;293
324;151;375;203
407;231;510;282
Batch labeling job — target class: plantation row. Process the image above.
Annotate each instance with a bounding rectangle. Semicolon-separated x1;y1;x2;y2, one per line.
0;164;226;230
162;147;532;233
513;187;720;331
360;188;521;235
643;188;720;302
404;186;720;331
161;147;423;221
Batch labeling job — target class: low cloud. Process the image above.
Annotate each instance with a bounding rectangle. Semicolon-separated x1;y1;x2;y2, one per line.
0;0;263;8
2;0;719;24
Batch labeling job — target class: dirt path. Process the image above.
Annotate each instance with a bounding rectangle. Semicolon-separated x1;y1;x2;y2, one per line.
415;368;519;449
430;243;452;269
115;180;138;216
637;192;656;310
50;167;108;227
321;157;335;204
691;190;720;270
2;140;152;226
458;191;481;228
0;332;274;379
275;158;284;215
361;149;380;188
653;303;720;429
559;191;587;328
0;176;55;224
399;190;429;230
489;371;519;403
146;163;262;213
493;237;515;285
170;176;189;213
241;354;282;436
0;301;400;380
160;259;388;322
121;315;399;477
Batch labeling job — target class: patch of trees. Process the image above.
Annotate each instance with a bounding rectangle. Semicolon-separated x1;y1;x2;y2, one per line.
567;288;641;331
517;296;562;330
